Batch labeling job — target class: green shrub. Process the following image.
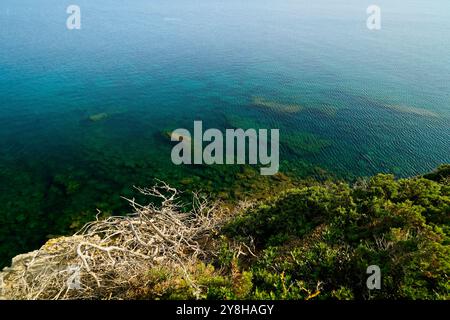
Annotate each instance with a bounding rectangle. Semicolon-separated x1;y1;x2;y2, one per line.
221;166;449;299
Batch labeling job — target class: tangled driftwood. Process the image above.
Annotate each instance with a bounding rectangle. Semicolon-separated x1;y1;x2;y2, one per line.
0;182;226;300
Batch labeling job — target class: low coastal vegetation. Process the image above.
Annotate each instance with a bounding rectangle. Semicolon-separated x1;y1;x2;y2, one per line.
1;165;448;300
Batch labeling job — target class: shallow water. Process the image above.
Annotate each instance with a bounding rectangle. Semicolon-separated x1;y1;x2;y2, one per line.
0;0;449;265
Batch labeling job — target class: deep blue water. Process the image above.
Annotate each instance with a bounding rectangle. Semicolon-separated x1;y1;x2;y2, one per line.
0;0;449;265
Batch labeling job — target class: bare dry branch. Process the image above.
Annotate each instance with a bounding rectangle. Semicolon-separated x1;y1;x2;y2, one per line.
0;183;226;300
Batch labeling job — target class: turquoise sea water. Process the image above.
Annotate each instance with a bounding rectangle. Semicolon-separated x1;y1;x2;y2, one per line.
0;0;449;265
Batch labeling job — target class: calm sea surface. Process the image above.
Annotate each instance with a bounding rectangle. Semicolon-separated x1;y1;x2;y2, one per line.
0;0;449;265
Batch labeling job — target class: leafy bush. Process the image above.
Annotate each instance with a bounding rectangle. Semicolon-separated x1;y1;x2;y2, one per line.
222;166;449;299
